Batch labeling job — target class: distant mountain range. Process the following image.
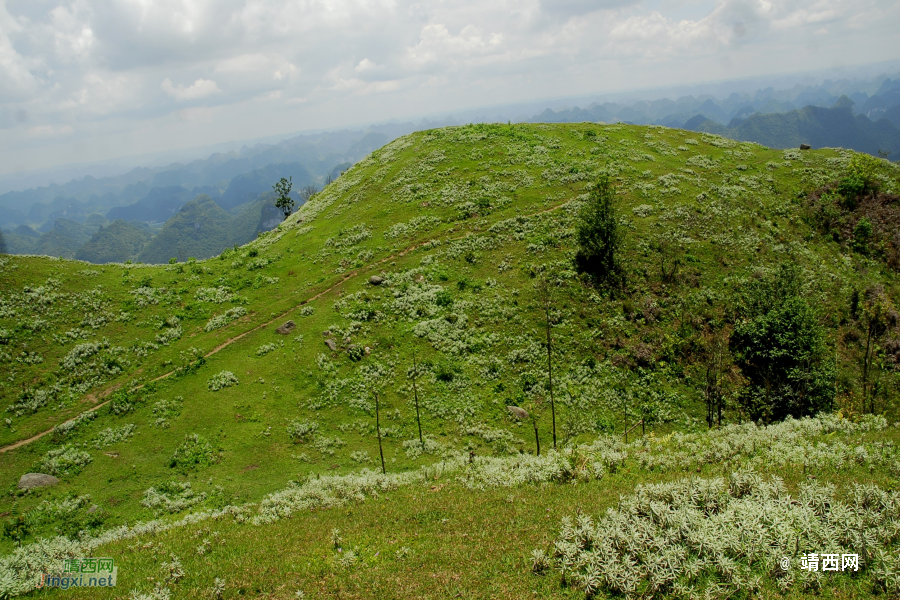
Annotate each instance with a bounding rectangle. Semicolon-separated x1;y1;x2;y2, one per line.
528;76;900;129
0;129;393;230
684;99;900;156
1;191;298;264
3;72;900;265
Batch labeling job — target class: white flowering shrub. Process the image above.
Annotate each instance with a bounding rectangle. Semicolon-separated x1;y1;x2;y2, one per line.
38;445;93;476
324;224;371;250
154;326;182;346
15;351;43;365
255;343;277;356
152;397;183;428
60;340;130;393
7;384;60;416
141;481;207;514
384;216;441;239
52;410;97;440
543;471;900;597
195;287;234;303
130;584;172;600
92;424;135;449
350;450;371;463
204;307;247;332
287;420;319;443
253;468;420;525
632;204;654;217
207;371;238;392
312;436;346;456
402;436;443;459
130;286;164;308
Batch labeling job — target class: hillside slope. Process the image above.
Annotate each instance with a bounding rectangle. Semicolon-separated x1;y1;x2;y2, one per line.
0;123;899;598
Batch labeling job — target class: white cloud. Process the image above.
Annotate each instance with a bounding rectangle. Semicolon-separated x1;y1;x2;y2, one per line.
26;125;73;137
161;77;221;101
0;0;897;173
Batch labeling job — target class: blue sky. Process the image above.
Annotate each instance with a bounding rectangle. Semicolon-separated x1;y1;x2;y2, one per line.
0;0;897;175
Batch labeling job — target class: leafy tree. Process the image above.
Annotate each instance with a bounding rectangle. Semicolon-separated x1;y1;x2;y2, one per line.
730;264;836;422
273;176;294;220
574;175;624;291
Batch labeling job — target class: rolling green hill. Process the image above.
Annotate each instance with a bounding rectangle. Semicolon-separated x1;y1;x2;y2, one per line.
33;219;95;259
74;220;153;264
0;123;899;599
136;195;239;264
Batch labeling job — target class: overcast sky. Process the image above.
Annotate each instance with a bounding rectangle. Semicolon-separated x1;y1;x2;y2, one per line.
0;0;898;176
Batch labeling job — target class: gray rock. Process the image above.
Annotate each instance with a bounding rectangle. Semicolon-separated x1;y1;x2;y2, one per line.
800;143;811;150
87;504;99;514
364;346;371;355
324;339;337;351
18;473;59;489
323;330;331;337
275;320;296;335
507;406;529;421
369;275;384;285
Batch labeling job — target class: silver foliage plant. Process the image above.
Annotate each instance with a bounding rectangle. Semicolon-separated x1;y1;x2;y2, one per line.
0;414;896;597
543;472;900;598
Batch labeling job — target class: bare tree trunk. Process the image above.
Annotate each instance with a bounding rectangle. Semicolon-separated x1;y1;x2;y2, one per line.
863;324;874;414
375;391;385;474
547;316;556;450
538;275;557;449
532;418;540;456
412;352;423;445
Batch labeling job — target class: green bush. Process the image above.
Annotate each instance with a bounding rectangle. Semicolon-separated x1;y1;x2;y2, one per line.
730;264;835;422
574;175;624;291
169;434;217;472
837;153;880;207
853;217;873;254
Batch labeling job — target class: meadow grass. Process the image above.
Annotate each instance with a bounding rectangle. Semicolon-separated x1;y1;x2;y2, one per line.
0;123;899;597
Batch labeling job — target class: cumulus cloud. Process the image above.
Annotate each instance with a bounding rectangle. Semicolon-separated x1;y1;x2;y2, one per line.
161;78;222;101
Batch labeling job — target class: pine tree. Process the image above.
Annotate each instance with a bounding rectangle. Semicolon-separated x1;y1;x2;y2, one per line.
574;175;623;290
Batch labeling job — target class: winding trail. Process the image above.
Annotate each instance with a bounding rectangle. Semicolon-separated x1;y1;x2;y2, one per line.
0;199;572;454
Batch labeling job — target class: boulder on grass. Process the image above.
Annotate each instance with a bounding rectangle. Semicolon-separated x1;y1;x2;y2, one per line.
324;339;337;351
18;473;59;490
275;320;296;335
507;406;529;421
369;276;384;285
800;143;811;150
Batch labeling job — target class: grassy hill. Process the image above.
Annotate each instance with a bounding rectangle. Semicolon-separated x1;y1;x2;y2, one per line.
32;219;96;259
0;123;899;598
74;221;153;264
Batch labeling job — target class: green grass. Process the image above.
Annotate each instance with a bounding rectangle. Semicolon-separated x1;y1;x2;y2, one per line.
0;122;899;598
